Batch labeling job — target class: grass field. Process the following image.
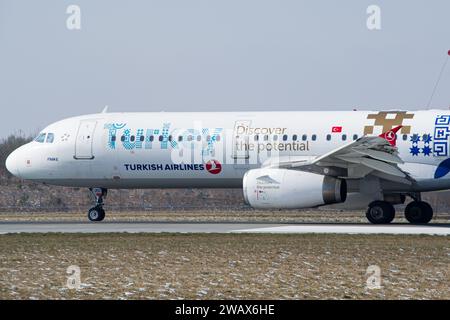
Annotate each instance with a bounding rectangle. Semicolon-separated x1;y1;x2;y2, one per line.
0;233;448;299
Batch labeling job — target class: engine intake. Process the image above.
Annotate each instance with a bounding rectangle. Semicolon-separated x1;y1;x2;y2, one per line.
243;168;347;209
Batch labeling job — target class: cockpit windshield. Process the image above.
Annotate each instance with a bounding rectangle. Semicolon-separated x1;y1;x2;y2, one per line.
46;133;54;143
34;133;46;143
34;132;55;143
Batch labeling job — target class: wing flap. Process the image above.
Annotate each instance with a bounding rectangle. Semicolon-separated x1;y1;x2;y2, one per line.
351;148;404;164
271;126;413;183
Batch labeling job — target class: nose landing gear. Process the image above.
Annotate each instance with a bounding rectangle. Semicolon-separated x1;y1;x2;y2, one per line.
88;188;107;222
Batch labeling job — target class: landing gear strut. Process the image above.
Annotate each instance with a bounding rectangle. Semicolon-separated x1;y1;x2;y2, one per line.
88;188;107;222
366;201;395;224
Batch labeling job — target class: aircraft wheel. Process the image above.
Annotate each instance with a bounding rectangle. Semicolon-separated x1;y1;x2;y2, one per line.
88;206;105;222
404;201;433;224
366;201;395;224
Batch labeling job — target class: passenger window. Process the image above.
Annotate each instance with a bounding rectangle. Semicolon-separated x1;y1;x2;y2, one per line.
312;134;317;141
46;133;54;143
282;134;288;141
34;133;46;143
197;135;201;141
254;135;259;141
264;135;269;141
273;135;278;141
120;135;125;142
149;135;154;142
353;134;358;140
111;135;117;142
130;135;135;142
159;135;163;142
216;135;221;141
292;134;297;141
140;136;145;142
302;134;307;141
326;134;331;141
403;134;407;141
342;134;347;141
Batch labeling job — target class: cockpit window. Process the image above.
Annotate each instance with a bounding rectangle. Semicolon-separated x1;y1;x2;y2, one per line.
46;133;55;143
34;133;46;143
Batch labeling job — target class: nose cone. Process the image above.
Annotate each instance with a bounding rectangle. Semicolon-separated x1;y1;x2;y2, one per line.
5;149;21;178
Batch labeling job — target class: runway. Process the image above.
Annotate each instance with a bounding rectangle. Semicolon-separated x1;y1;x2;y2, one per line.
0;222;449;235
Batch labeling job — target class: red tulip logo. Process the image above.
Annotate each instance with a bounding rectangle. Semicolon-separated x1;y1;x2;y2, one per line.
206;160;222;174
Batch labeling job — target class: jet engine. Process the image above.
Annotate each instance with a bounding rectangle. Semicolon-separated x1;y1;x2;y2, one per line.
242;168;347;209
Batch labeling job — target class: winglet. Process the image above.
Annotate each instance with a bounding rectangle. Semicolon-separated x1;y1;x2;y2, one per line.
379;125;403;146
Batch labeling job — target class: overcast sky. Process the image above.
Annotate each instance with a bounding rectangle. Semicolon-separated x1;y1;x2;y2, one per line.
0;0;450;138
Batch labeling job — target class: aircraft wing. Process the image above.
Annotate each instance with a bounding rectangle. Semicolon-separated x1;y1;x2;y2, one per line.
271;126;414;185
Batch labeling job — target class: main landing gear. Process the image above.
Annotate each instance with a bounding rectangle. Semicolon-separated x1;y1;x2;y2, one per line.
366;196;433;224
404;201;433;224
88;188;107;222
366;201;396;224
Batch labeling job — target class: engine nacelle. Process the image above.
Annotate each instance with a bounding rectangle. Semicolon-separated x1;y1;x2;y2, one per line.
243;168;347;209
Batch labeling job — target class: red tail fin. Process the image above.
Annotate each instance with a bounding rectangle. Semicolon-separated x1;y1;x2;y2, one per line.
379;125;403;146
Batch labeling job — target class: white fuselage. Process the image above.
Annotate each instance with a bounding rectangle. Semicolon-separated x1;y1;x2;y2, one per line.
6;110;450;194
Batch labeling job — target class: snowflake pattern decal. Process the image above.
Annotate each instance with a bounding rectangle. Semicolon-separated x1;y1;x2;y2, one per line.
410;134;420;143
422;145;432;156
409;133;432;157
410;145;420;156
422;134;432;144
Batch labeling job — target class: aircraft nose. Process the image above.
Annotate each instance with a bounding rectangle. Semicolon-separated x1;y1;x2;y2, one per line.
5;149;21;178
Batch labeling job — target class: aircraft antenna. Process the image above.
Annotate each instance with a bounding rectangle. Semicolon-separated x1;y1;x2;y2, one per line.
427;50;450;109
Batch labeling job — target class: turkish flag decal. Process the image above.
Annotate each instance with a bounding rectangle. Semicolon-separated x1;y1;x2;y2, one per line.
332;126;342;133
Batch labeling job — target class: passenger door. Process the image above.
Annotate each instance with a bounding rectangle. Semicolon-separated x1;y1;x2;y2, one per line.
74;120;97;159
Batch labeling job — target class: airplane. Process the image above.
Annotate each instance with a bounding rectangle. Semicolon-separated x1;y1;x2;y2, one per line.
5;109;450;223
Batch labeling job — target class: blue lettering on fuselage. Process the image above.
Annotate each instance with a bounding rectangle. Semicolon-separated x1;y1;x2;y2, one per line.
104;123;222;154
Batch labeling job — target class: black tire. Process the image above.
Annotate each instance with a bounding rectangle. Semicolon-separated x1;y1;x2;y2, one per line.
404;201;433;224
366;201;395;224
88;206;105;222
